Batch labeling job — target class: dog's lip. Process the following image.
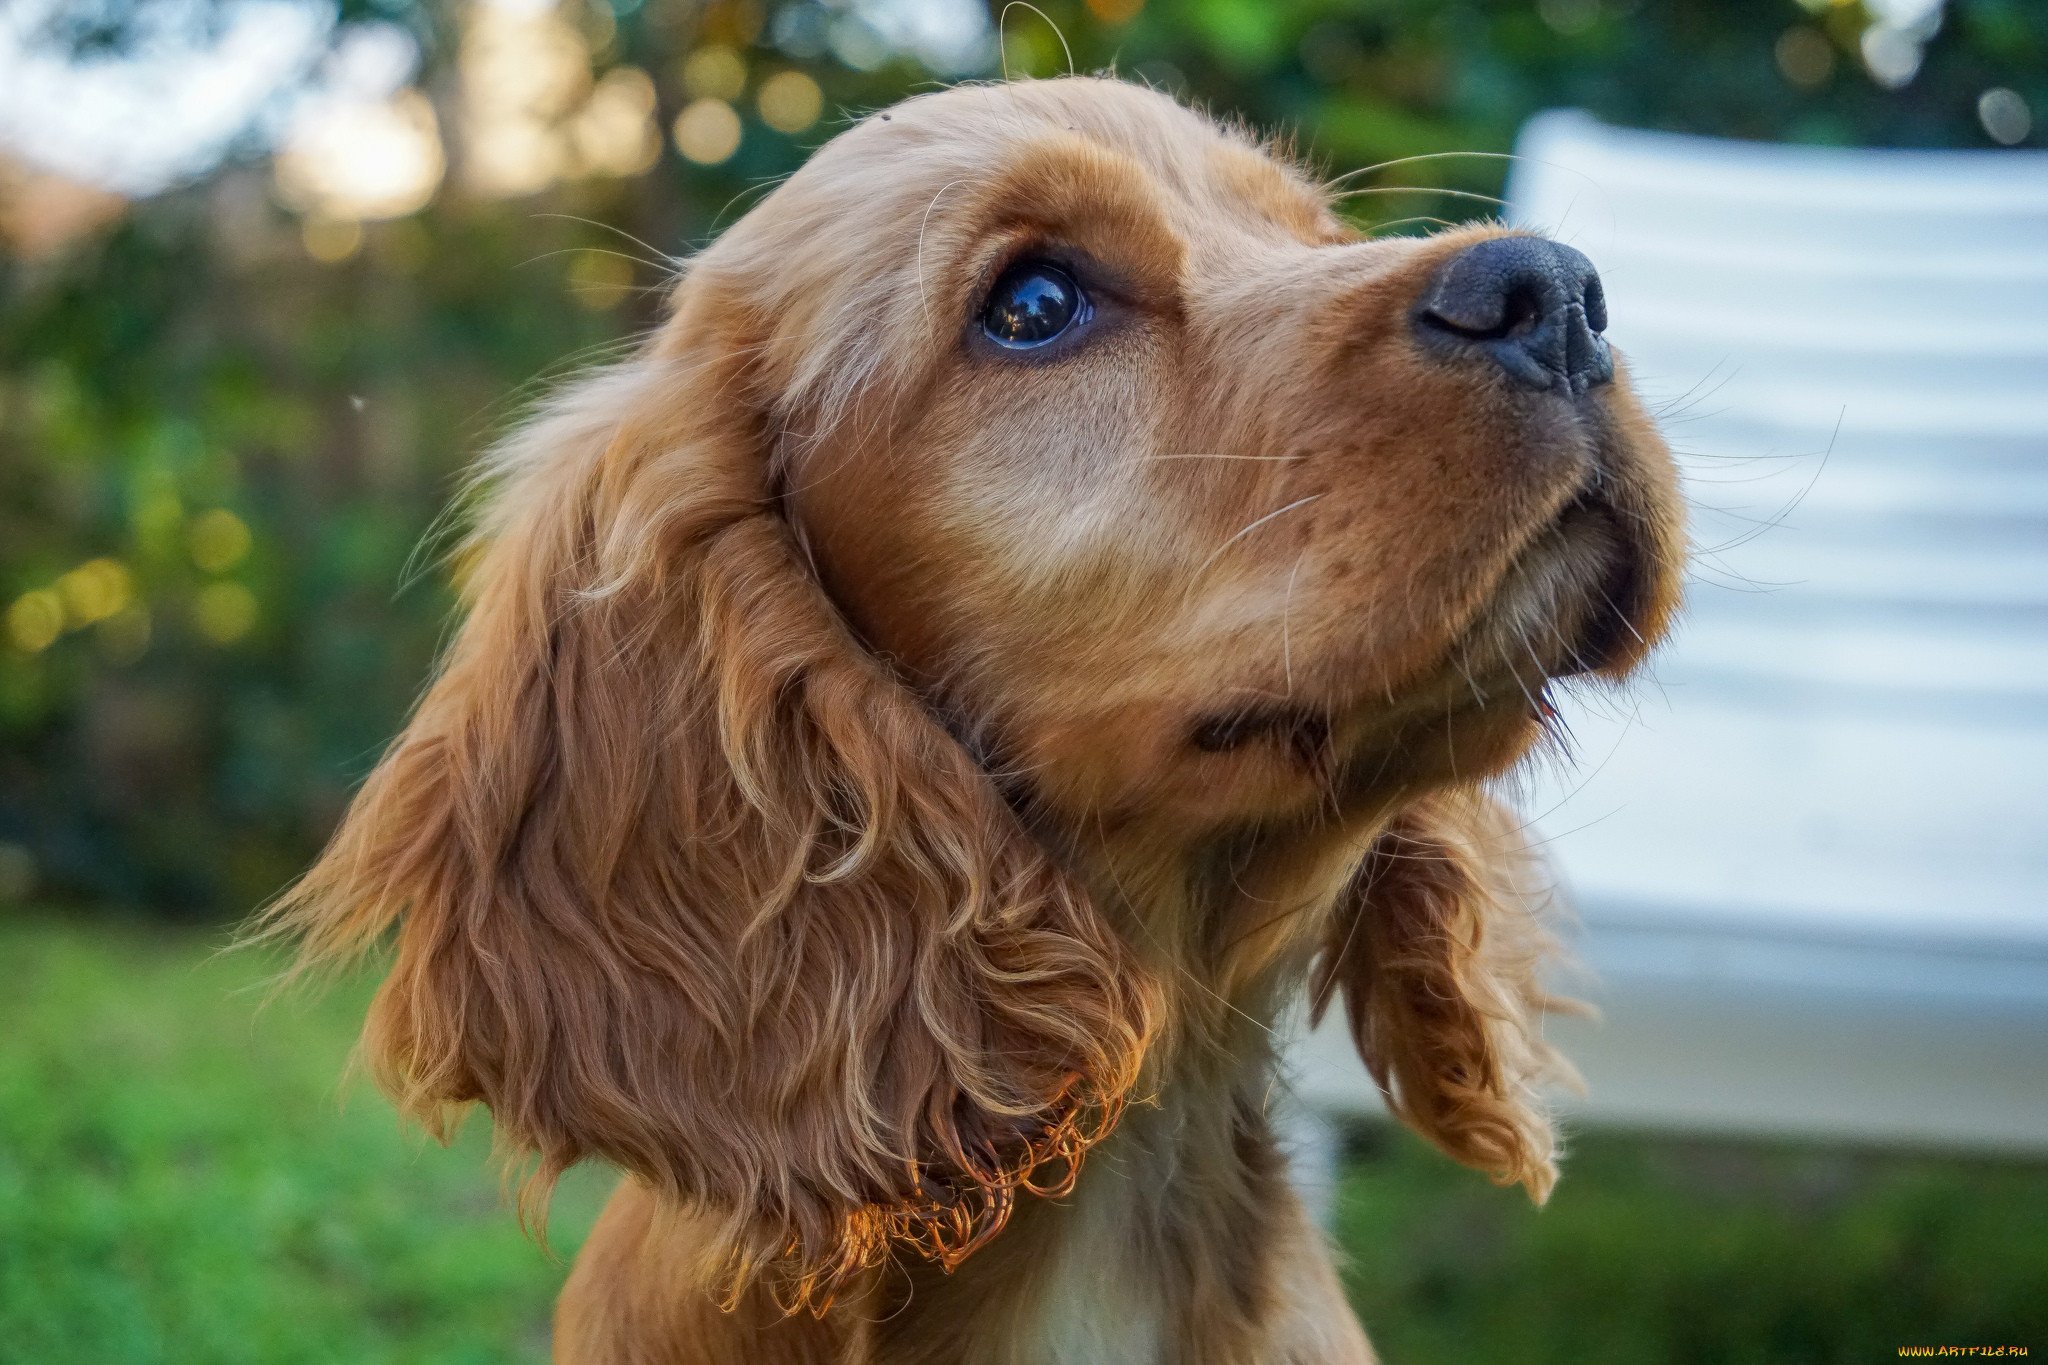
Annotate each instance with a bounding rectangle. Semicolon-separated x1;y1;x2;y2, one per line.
1188;701;1331;761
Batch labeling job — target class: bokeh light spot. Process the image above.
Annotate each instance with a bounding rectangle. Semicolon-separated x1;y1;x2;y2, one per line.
194;582;259;645
1978;88;2031;146
1775;27;1835;88
1859;24;1923;91
55;558;133;625
274;88;444;223
6;590;64;653
757;70;823;135
460;2;594;198
303;218;364;262
572;66;661;176
189;509;254;574
674;98;742;164
682;45;747;102
568;250;636;311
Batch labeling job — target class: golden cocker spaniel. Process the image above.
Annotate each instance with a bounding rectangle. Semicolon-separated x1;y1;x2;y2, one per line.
267;77;1683;1364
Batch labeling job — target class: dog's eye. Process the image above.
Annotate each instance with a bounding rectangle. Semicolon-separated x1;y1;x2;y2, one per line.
981;261;1088;349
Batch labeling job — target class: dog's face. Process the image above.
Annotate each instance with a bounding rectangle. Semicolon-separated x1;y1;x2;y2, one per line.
273;77;1685;1309
701;79;1680;833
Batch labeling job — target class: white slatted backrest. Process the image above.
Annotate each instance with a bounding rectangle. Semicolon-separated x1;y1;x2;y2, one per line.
1503;112;2048;946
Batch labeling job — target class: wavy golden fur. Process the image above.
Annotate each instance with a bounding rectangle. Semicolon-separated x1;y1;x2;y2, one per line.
262;76;1682;1363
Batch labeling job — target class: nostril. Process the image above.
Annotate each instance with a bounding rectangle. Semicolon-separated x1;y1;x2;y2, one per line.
1422;279;1547;343
1581;271;1608;335
1413;236;1614;395
1501;282;1547;338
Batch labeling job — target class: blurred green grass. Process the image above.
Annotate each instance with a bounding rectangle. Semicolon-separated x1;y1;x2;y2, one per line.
3;913;2043;1364
0;914;612;1364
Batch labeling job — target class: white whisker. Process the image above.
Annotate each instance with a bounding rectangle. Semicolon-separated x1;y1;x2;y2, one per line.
1182;494;1324;602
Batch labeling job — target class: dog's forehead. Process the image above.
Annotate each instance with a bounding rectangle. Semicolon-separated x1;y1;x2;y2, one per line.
693;78;1341;407
882;78;1218;155
825;77;1327;232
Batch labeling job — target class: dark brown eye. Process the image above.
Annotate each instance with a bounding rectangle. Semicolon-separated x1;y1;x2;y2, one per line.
981;261;1088;349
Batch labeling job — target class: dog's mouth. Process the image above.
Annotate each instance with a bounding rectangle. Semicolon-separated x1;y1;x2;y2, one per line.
1183;451;1665;773
1184;497;1648;760
1189;703;1332;762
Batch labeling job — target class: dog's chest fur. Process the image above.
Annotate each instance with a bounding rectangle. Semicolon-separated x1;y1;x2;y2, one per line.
1013;1164;1170;1364
552;1055;1375;1364
876;1081;1313;1365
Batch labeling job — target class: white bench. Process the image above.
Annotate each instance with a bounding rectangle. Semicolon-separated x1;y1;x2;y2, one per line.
1286;113;2048;1172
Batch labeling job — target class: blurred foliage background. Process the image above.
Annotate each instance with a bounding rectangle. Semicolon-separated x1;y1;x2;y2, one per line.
1;0;2043;915
2;2;2046;1361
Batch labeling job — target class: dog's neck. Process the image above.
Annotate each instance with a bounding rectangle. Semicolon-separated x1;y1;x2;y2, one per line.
865;826;1381;1365
1066;798;1395;1029
876;1018;1308;1365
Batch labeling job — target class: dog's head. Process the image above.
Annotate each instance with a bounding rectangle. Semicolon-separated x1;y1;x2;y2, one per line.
268;78;1681;1306
758;82;1678;835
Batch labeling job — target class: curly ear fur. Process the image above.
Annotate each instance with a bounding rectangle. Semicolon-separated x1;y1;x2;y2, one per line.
258;298;1159;1309
1311;791;1576;1200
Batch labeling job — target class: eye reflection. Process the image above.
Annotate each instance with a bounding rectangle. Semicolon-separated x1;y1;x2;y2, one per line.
981;261;1088;350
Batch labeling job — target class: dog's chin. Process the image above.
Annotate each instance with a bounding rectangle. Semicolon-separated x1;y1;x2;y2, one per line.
1547;490;1654;679
1184;509;1649;791
1171;475;1667;823
1460;480;1661;693
1319;486;1662;798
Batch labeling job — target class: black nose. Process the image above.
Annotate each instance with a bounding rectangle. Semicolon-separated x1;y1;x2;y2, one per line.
1414;237;1614;395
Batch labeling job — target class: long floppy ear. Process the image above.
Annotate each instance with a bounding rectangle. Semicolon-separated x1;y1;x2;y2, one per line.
258;290;1158;1307
1310;790;1576;1200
